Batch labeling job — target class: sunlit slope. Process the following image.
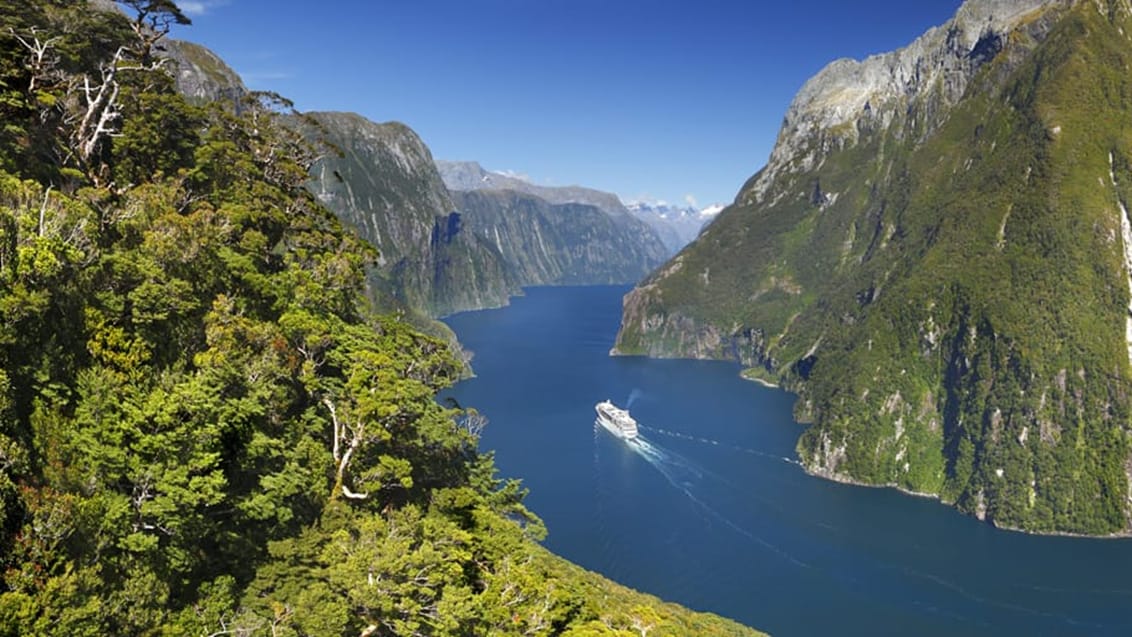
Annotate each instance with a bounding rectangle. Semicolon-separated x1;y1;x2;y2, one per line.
616;1;1132;534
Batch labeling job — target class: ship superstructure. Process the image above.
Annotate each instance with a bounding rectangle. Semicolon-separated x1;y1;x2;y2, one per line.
595;400;639;440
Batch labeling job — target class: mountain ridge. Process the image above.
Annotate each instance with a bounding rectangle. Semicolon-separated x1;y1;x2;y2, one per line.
751;0;1064;205
437;159;632;218
452;188;670;286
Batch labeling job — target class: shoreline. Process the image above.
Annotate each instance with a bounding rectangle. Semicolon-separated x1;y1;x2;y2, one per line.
738;368;781;389
744;376;780;389
800;464;1132;539
609;324;1131;539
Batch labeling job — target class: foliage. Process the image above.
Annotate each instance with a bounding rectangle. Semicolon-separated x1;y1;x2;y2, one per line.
0;2;763;634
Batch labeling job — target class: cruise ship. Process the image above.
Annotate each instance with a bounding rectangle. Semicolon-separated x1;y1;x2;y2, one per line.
595;400;639;440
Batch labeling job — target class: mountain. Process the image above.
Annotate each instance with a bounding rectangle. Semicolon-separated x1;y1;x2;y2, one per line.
626;200;723;252
161;39;246;106
436;160;628;216
616;0;1132;535
452;189;670;285
438;160;670;281
302;112;520;317
301;121;668;318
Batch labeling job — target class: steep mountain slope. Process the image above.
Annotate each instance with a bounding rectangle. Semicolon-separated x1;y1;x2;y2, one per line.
439;159;669;273
161;39;246;106
616;0;1132;534
303;112;519;317
452;189;669;285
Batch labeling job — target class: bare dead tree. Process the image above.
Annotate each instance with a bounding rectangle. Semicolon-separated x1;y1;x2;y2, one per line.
61;45;126;175
322;396;371;501
10;27;61;96
61;44;163;187
456;408;488;439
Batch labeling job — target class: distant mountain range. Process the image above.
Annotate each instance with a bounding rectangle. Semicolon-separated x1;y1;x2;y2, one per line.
436;160;668;283
451;189;669;287
296;119;670;319
625;200;723;253
437;160;721;254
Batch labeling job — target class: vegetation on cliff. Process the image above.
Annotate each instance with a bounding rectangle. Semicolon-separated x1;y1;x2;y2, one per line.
451;189;669;287
0;1;763;634
301;112;520;319
616;0;1132;535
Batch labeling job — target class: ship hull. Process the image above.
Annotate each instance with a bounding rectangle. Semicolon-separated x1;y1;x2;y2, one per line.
596;416;638;440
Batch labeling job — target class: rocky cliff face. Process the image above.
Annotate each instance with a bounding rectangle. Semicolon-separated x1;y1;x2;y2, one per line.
616;0;1132;535
452;189;669;286
303;112;519;317
750;0;1063;204
161;39;246;107
439;160;670;282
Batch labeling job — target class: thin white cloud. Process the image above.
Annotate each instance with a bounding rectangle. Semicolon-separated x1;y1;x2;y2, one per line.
495;169;533;183
179;0;228;17
684;193;698;208
625;193;660;206
179;1;206;14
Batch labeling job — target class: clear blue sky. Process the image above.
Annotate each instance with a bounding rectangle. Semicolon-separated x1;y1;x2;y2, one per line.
168;0;961;207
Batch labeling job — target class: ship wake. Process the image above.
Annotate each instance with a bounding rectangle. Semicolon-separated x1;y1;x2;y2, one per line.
639;424;800;467
615;429;810;568
630;437;710;490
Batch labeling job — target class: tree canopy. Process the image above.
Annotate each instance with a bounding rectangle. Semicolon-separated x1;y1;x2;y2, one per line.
0;2;763;635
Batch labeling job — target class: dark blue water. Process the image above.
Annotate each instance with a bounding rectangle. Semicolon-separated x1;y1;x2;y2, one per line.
441;286;1132;636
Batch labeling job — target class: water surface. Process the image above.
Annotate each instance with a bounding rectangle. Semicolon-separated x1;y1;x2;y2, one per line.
441;285;1132;636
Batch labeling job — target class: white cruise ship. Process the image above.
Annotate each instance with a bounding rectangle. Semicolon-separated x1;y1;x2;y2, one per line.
595;400;639;440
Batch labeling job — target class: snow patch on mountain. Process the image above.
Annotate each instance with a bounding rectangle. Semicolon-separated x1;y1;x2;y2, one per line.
626;200;723;253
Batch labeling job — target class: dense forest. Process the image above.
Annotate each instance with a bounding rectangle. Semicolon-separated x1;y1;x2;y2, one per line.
0;2;761;634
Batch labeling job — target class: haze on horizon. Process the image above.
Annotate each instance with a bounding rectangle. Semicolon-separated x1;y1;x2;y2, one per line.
172;0;960;208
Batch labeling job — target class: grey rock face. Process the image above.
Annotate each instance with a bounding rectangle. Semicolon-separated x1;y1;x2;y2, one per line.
439;159;671;272
452;189;670;286
750;0;1066;204
160;40;247;107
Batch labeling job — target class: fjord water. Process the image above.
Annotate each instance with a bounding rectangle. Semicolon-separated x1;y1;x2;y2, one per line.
441;286;1132;636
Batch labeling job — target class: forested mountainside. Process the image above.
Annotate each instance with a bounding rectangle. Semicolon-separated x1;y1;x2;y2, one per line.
452;189;669;286
0;1;764;634
617;0;1132;535
301;111;519;318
